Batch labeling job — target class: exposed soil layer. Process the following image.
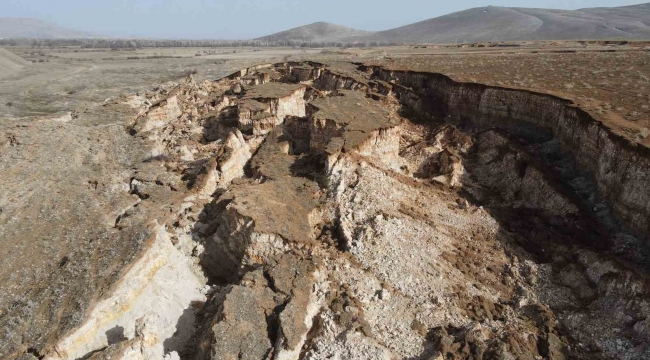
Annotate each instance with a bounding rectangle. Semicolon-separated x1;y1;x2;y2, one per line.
3;60;650;360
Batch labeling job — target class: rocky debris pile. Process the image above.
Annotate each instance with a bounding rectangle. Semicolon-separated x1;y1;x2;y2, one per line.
6;61;650;360
189;254;324;360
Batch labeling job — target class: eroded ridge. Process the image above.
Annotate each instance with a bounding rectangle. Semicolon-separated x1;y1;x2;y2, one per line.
17;61;650;360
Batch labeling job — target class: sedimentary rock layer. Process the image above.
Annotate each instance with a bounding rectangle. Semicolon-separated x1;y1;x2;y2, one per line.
373;67;650;242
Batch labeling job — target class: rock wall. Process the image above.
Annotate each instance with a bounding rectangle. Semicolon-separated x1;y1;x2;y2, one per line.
238;86;306;136
314;70;369;92
190;254;324;360
44;225;205;360
199;130;253;196
306;90;401;169
468;130;580;217
352;126;401;166
375;68;650;242
200;177;320;282
274;87;307;120
133;96;182;133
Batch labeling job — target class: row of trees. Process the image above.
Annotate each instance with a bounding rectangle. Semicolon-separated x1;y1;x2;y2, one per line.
0;38;399;49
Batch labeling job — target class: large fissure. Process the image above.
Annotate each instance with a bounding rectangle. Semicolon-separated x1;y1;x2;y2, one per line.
38;60;650;360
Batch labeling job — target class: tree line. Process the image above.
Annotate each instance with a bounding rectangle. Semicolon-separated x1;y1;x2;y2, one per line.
0;38;398;48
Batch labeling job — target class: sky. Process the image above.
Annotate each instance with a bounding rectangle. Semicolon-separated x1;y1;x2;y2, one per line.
2;0;647;39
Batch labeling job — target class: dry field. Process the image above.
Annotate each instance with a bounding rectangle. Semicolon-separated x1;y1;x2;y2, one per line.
0;46;322;118
4;42;648;145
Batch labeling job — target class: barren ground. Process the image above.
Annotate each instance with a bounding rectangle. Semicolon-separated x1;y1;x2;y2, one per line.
1;43;649;360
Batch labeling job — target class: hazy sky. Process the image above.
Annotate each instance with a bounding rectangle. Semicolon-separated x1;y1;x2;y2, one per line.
2;0;646;39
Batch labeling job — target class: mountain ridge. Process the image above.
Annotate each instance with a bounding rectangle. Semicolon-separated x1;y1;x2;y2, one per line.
257;3;650;44
254;21;375;43
3;3;650;42
0;17;94;39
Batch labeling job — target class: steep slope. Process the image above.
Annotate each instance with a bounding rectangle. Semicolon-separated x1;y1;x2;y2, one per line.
0;18;93;39
365;4;650;43
255;22;374;43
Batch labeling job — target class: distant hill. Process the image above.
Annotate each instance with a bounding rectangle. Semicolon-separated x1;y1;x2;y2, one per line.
368;3;650;43
0;18;93;39
255;22;375;43
256;3;650;44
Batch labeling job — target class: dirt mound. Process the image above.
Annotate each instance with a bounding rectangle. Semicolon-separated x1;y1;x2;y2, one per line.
0;48;28;78
0;18;92;39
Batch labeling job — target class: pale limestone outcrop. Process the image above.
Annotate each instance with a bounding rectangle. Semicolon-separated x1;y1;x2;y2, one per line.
201;177;320;281
237;99;272;133
314;69;368;92
209;270;278;360
227;63;274;79
133;96;182;133
200;130;253;196
44;225;205;360
84;316;171;360
398;124;473;181
289;66;322;82
239;68;278;86
352;126;401;167
466;130;579;216
271;256;326;360
237;84;306;135
432;148;465;188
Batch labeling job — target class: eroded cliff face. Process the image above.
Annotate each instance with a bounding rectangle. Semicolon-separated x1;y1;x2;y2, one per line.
44;225;206;360
12;60;650;360
373;67;650;244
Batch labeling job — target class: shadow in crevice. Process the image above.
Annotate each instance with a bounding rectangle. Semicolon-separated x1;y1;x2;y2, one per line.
289;153;328;186
192;190;239;286
458;128;650;270
201;106;238;143
163;302;203;357
367;65;650;359
370;62;650;271
174;288;234;360
105;325;127;346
